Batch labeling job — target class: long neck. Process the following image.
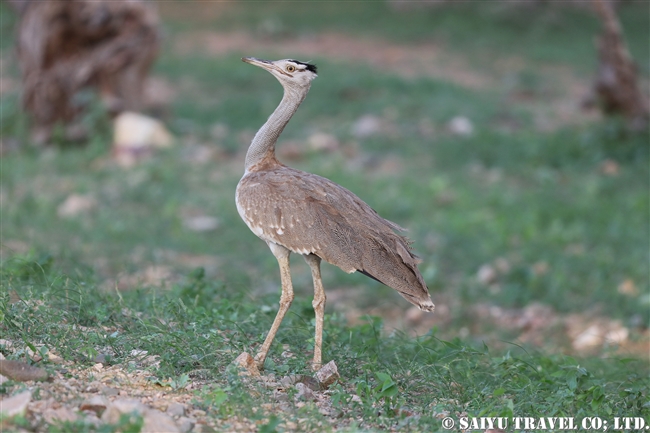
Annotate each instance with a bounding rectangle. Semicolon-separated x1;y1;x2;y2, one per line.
245;85;308;171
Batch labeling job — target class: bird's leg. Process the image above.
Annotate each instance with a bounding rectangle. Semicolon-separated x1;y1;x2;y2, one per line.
255;243;294;370
304;254;326;371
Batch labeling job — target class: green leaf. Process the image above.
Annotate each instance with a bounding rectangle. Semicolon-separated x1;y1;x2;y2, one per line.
567;374;577;391
375;372;391;384
259;415;281;433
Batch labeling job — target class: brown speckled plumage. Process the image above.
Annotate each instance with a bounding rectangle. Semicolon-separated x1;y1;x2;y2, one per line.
236;57;434;371
237;160;431;307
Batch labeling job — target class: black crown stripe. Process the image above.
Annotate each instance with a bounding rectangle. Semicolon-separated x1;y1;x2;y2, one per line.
288;60;317;74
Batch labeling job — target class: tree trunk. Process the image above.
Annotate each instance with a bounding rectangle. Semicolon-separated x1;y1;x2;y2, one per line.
16;0;160;144
589;0;648;130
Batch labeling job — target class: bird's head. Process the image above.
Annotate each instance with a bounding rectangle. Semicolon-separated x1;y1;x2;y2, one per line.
242;57;318;89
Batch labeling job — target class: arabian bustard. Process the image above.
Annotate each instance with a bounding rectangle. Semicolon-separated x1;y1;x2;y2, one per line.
236;57;434;371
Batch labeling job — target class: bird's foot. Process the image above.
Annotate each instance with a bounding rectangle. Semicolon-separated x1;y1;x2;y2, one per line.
232;352;261;377
254;353;266;372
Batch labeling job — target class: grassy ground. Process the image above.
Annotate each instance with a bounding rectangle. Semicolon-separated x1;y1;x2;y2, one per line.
1;1;649;432
2;262;649;431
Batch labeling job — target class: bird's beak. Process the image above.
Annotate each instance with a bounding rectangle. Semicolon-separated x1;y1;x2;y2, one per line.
242;57;290;76
242;57;274;71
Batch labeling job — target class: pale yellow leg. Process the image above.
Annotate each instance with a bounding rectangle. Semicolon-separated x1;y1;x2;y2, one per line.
255;243;294;370
304;254;326;371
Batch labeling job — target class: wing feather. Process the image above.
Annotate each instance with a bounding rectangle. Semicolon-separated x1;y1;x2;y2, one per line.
236;165;432;307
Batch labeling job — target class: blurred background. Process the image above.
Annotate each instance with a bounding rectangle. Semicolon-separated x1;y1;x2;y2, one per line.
1;0;648;357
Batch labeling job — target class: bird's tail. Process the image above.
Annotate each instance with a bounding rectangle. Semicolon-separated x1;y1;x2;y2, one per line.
417;297;435;312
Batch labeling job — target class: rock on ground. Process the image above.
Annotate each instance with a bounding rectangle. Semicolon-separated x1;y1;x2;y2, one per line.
0;359;49;382
0;390;32;417
315;360;339;389
233;352;260;377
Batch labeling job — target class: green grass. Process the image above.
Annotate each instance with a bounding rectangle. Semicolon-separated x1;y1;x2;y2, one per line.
2;55;647;319
1;1;649;431
2;263;648;431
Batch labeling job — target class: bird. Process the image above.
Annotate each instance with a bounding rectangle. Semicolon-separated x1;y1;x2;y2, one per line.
236;57;434;371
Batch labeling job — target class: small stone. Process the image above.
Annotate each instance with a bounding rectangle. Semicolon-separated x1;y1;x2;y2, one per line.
299;375;321;391
25;346;38;360
260;374;279;388
494;257;510;274
272;389;289;403
277;141;305;161
280;374;299;388
113;112;173;150
85;382;100;393
102;398;180;433
397;406;415;417
93;362;104;371
48;352;64;364
101;398;146;424
618;279;638;296
183;215;219;232
82;411;102;428
233;352;260;377
57;194;97;218
210;123;229;140
43;407;78;423
308;132;339;152
572;324;602;351
142;409;180;433
319;406;336;417
352;114;382;138
0;359;49;382
600;159;619;176
294;382;316;402
177;416;196;433
532;261;549;276
476;264;497;285
93;353;108;364
448;116;474;136
0;390;31;417
279;374;319;390
280;350;294;359
166;402;186;417
101;386;120;396
605;325;629;345
80;395;109;415
315;360;339;389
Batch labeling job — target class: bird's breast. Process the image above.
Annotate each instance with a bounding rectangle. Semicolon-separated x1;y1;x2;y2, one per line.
237;175;292;245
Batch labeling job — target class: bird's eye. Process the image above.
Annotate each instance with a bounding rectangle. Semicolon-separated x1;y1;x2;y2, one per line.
286;65;296;72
